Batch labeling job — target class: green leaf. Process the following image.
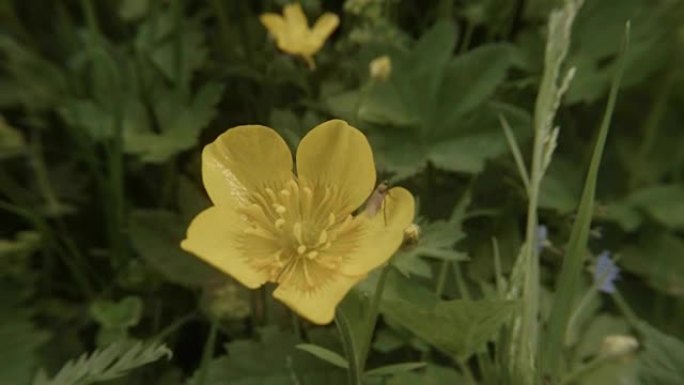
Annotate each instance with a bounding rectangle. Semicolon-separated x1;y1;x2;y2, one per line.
0;116;26;159
296;344;349;369
189;327;346;385
538;157;582;213
388;364;464;385
434;44;514;132
364;362;426;377
627;185;684;230
622;231;684;295
382;299;518;359
119;0;149;21
135;10;208;87
566;0;669;104
429;103;532;173
406;20;458;130
637;321;684;385
32;341;172;385
599;201;642;231
89;296;143;329
131;82;224;162
0;291;50;385
128;209;221;287
392;219;467;278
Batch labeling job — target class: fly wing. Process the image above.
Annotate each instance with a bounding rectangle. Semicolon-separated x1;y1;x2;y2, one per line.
365;187;389;217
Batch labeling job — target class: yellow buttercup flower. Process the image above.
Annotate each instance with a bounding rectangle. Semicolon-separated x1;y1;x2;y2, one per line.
260;3;339;69
181;120;414;324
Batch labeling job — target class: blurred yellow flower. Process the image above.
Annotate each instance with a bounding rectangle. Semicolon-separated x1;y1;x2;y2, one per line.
260;3;339;69
182;120;414;324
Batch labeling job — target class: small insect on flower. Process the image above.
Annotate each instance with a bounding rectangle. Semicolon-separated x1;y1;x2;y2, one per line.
365;180;390;220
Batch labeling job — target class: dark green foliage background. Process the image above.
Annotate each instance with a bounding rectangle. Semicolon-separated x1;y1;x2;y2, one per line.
2;0;684;384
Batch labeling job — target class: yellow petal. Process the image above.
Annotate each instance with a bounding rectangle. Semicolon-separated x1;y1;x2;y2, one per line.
296;120;376;214
181;206;269;289
310;13;339;43
273;273;364;324
283;3;308;27
260;13;286;39
339;187;415;276
202;125;293;207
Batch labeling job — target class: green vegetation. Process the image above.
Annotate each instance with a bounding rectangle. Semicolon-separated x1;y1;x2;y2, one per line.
2;0;684;384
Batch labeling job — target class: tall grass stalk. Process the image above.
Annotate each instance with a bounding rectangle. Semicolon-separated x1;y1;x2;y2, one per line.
505;1;583;383
541;21;630;383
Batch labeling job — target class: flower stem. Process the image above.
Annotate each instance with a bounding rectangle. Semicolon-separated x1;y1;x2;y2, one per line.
197;317;219;385
359;263;391;370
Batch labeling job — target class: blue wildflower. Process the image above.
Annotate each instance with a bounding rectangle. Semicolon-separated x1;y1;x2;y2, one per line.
535;225;548;255
594;250;619;294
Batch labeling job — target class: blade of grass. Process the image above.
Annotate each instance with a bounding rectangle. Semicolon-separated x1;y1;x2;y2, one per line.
540;22;630;381
499;114;530;192
510;1;584;381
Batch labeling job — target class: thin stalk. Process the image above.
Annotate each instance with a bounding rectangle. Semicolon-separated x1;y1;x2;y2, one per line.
452;261;472;300
335;314;363;385
172;0;185;92
630;64;677;189
358;264;391;370
196;317;219;385
564;287;597;344
210;0;232;56
435;260;450;296
611;291;639;328
291;310;303;341
492;238;505;297
499;114;531;191
151;310;197;342
29;132;102;288
0;200;95;297
459;21;476;54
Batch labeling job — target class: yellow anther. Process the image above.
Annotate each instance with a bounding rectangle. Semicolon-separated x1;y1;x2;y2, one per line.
328;213;336;227
243;226;276;240
317;230;328;245
287;179;299;193
293;222;304;244
274;204;286;214
297;245;307;255
306;251;318;260
265;187;277;201
280;189;291;197
274;218;286;229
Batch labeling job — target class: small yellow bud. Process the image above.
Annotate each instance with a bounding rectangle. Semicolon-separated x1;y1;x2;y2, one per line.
402;223;421;248
600;335;639;357
369;55;392;81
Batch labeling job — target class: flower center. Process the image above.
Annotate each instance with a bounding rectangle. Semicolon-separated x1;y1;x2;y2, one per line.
238;179;358;291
